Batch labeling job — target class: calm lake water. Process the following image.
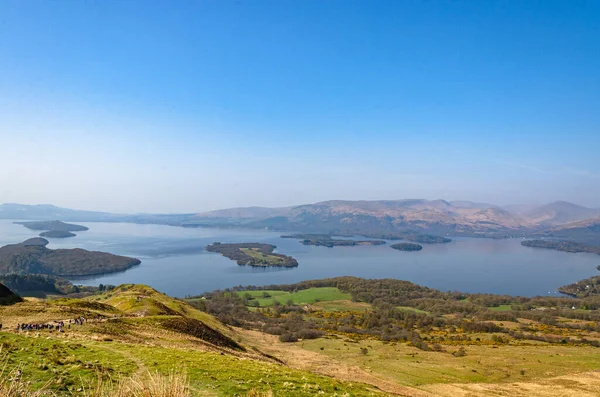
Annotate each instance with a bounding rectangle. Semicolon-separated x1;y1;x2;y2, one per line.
1;220;599;297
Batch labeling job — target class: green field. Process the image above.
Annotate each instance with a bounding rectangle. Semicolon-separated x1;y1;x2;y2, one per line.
312;300;372;312
239;287;351;306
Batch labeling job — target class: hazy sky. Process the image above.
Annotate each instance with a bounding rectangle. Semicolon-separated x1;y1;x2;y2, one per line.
1;1;599;213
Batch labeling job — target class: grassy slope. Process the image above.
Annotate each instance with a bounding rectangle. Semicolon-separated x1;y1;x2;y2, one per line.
3;284;600;396
0;285;383;396
301;338;600;387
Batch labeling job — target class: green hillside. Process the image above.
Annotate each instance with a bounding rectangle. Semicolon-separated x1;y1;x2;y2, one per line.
0;284;383;396
3;278;600;396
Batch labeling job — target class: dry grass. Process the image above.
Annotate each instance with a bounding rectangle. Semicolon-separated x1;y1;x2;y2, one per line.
422;371;600;397
245;390;274;397
81;370;190;397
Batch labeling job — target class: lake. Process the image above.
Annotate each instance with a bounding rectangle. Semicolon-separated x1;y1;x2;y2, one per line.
1;220;599;297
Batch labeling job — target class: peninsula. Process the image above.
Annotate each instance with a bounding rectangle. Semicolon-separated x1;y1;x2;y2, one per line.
390;242;423;251
0;238;141;276
559;275;600;298
281;234;386;247
521;239;600;254
205;242;298;267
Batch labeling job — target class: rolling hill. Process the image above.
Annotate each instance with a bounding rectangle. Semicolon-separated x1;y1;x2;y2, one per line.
0;283;385;396
521;201;600;226
535;216;600;246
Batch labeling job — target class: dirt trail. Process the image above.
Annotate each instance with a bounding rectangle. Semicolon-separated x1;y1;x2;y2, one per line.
98;344;148;377
237;329;436;397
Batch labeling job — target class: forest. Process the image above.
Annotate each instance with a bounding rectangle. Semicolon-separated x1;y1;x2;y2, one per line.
390;242;423;251
188;276;600;350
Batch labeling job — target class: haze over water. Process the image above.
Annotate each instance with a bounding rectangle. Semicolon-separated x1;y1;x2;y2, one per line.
1;220;598;298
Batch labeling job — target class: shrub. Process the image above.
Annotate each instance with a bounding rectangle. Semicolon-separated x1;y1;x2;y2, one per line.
279;333;298;343
297;328;323;340
263;326;284;335
453;347;467;357
431;343;444;352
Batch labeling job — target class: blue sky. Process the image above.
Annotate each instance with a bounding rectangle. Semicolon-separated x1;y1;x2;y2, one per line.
0;0;598;212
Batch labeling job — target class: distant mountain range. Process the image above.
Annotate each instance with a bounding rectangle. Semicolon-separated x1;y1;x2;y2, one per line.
190;199;600;237
2;199;599;244
191;199;530;236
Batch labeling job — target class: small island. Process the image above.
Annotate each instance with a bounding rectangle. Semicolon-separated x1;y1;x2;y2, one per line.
294;232;451;244
390;242;423;252
0;238;141;276
14;220;89;232
205;242;298;267
521;240;600;254
39;230;77;238
403;234;451;244
281;234;386;248
15;220;89;238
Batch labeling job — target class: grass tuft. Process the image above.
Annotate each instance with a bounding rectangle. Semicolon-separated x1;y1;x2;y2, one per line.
0;353;47;397
245;389;274;397
80;371;190;397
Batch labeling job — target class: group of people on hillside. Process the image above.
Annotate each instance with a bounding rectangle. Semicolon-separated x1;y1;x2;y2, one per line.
14;316;87;333
16;321;64;332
